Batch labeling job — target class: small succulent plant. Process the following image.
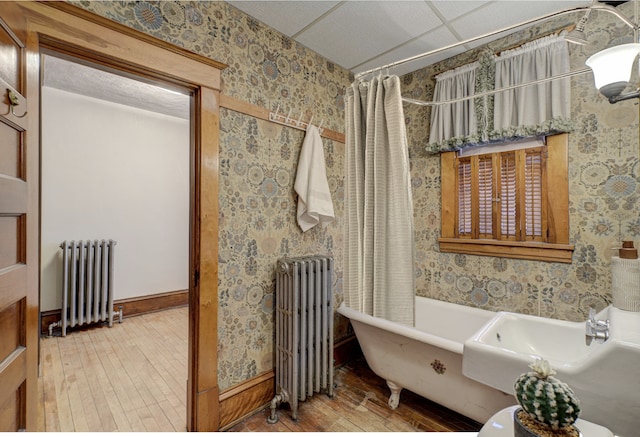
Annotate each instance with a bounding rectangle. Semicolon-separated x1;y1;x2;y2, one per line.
514;359;580;431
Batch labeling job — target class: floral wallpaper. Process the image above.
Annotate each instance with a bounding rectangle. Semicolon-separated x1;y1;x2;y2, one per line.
73;0;349;134
402;3;639;322
70;0;350;391
217;110;345;387
71;0;639;392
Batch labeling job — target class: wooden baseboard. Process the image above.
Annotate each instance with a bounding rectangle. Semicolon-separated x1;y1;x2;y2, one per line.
40;289;188;335
115;289;189;317
333;334;363;367
218;370;275;430
217;335;362;430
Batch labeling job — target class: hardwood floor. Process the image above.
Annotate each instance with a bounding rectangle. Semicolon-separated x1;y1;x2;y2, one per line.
228;359;482;432
38;307;481;432
38;307;188;432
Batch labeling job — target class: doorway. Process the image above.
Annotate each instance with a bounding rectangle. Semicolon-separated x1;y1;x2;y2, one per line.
39;53;191;325
38;52;191;430
0;2;223;430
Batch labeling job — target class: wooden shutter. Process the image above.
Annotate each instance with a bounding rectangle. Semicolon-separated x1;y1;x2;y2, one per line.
499;152;517;240
523;147;547;241
477;156;493;238
457;157;472;237
439;134;573;263
455;147;547;242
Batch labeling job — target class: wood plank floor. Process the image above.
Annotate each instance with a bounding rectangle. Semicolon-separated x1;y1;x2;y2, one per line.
38;307;188;432
228;358;482;432
38;307;481;432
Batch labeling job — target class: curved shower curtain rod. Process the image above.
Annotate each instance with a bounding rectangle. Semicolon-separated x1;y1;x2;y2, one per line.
401;67;592;107
354;3;638;81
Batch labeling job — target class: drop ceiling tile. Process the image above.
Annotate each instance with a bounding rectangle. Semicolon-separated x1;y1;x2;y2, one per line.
226;1;340;36
295;1;445;69
353;26;466;77
451;1;589;43
430;1;491;21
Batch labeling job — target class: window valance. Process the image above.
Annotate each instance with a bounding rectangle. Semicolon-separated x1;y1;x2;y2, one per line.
427;34;572;154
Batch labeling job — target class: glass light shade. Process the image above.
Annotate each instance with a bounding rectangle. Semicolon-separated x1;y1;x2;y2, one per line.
586;43;640;98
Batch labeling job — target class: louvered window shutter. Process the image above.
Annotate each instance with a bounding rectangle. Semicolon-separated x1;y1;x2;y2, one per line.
477;156;493;238
454;146;547;242
499;152;517;239
440;133;572;263
523;148;547;241
457;158;472;236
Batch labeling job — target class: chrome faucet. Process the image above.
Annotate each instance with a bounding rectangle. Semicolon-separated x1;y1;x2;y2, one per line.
585;307;609;345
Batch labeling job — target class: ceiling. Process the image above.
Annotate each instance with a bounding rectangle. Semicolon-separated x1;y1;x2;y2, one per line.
226;0;592;77
43;1;610;117
42;55;191;120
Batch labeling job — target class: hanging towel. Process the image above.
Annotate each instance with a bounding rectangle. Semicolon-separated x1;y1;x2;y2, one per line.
294;125;334;232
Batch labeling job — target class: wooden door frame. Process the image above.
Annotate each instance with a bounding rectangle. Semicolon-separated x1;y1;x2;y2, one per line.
1;1;224;431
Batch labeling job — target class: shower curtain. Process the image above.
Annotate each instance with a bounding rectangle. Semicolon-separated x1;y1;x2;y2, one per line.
344;75;415;326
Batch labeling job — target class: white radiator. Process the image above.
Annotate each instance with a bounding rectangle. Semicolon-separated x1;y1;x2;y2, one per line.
51;240;122;337
268;256;335;424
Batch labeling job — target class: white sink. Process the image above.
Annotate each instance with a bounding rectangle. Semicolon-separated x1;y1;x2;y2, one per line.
463;307;640;437
464;311;595;372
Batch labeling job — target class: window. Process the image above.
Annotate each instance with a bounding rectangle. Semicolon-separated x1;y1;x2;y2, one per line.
439;133;574;263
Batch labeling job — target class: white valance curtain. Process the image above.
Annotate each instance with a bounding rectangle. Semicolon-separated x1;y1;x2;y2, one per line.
427;34;572;153
428;62;479;148
493;34;571;138
344;75;415;326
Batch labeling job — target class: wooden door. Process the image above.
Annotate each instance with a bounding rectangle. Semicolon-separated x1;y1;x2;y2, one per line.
0;16;38;432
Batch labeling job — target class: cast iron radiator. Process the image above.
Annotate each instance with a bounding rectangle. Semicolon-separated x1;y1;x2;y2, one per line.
50;240;123;337
267;256;335;424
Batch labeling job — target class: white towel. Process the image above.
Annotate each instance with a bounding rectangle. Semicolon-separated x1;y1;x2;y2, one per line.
294;125;334;232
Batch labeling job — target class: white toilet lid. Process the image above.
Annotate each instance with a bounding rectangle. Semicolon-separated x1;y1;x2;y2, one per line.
478;406;614;437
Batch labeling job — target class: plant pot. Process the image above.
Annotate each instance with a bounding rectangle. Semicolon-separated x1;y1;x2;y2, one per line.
513;408;581;437
514;409;538;437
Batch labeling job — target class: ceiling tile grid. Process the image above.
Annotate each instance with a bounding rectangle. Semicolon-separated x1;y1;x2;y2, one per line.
294;1;445;69
227;1;341;36
225;0;592;76
353;25;465;77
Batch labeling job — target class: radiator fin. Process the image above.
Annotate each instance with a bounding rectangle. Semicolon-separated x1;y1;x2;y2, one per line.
268;256;334;424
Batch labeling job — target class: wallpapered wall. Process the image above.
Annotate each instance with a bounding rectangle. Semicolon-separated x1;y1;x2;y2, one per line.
402;3;639;323
73;1;639;391
71;0;350;391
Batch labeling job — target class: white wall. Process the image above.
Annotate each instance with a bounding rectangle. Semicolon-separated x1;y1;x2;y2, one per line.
41;87;190;312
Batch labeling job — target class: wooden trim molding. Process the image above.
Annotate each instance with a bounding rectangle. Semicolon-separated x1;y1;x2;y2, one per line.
438;238;574;263
40;2;227;72
220;94;346;144
40;289;188;335
217;335;363;430
333;335;363;368
0;1;223;430
218;370;275;430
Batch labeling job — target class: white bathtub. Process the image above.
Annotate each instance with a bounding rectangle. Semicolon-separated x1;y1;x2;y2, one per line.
337;296;515;424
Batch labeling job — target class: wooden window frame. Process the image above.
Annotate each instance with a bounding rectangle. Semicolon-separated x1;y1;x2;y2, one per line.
439;133;574;263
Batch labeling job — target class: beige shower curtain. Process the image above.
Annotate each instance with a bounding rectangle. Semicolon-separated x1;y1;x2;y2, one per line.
344;75;415;326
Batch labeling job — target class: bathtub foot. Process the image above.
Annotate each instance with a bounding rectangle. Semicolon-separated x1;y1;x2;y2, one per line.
386;381;402;410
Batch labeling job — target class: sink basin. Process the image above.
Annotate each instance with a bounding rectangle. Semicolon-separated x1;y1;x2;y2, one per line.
465;311;595;372
463;307;640;437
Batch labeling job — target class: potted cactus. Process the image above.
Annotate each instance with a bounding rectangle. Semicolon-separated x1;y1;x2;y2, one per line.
513;359;581;437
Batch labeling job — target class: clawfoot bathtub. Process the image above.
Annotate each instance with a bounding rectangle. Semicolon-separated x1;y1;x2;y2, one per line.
337;296;515;424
